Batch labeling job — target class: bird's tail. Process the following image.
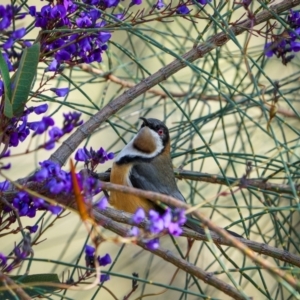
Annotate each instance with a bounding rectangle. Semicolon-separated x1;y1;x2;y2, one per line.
185;219;242;238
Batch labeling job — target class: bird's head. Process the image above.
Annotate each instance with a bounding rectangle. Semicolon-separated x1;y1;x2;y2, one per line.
115;117;170;164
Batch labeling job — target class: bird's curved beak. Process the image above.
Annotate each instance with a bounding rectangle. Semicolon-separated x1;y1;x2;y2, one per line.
139;117;149;127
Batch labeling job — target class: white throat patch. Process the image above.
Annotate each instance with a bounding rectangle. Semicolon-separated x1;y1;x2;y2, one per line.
115;127;163;163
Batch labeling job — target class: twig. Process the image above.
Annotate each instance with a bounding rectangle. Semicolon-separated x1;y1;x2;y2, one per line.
0;273;31;300
77;65;298;119
50;0;300;166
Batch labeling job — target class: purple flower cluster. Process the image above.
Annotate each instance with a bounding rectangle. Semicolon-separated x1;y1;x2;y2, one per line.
29;109;83;150
0;143;113;233
130;207;186;250
0;145;113;220
2;100;82;151
5;187;63;219
85;245;111;282
0;4;29;68
4;103;48;148
75;146;114;171
264;10;300;65
0;234;33;273
30;2;114;71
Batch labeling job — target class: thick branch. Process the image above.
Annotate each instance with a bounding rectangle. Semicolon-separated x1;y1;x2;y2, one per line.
50;0;300;166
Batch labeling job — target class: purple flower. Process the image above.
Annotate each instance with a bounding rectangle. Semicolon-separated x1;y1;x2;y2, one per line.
27;225;38;233
11;28;26;39
48;126;64;140
75;148;90;161
130;0;142;5
97;197;108;210
264;42;274;58
0;80;3;96
0;150;10;159
104;0;120;8
62;112;83;133
288;10;300;29
33;104;48;115
3;38;14;50
74;146;113;170
47;178;65;194
83;0;100;5
55;50;71;62
129;226;140;236
9;132;19;146
0;253;7;266
154;0;164;10
29;6;36;16
34;167;49;182
76;14;92;28
291;40;300;52
146;238;159;250
85;245;95;268
148;210;164;234
33;198;45;208
51;5;66;19
51;87;69;97
0;180;11;191
100;274;110;282
172;208;186;226
98;254;111;266
132;208;145;224
168;223;182;236
176;5;190;15
0;163;11;170
98;32;111;43
28;116;55;134
198;0;211;4
41;5;52;18
85;245;95;256
48;205;63;214
47;59;59;72
27;206;36;218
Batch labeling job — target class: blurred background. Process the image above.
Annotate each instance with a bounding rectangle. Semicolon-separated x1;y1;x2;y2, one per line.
1;0;300;299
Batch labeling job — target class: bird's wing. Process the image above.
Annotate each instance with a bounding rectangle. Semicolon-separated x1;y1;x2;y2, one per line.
129;163;186;203
130;163;242;238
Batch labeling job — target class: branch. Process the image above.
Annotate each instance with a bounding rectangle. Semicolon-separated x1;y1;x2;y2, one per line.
95;169;300;196
93;210;247;300
50;0;300;166
77;64;299;119
99;207;300;268
173;169;300;196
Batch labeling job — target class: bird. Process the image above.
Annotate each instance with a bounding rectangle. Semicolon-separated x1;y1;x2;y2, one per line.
109;117;241;238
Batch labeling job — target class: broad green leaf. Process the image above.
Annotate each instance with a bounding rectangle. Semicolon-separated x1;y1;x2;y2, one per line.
4;42;40;118
0;273;61;299
0;51;12;111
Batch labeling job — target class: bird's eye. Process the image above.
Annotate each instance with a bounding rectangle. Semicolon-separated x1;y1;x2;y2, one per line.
158;128;164;136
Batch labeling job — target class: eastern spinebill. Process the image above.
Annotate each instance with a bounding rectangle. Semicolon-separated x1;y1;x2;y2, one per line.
110;117;241;238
